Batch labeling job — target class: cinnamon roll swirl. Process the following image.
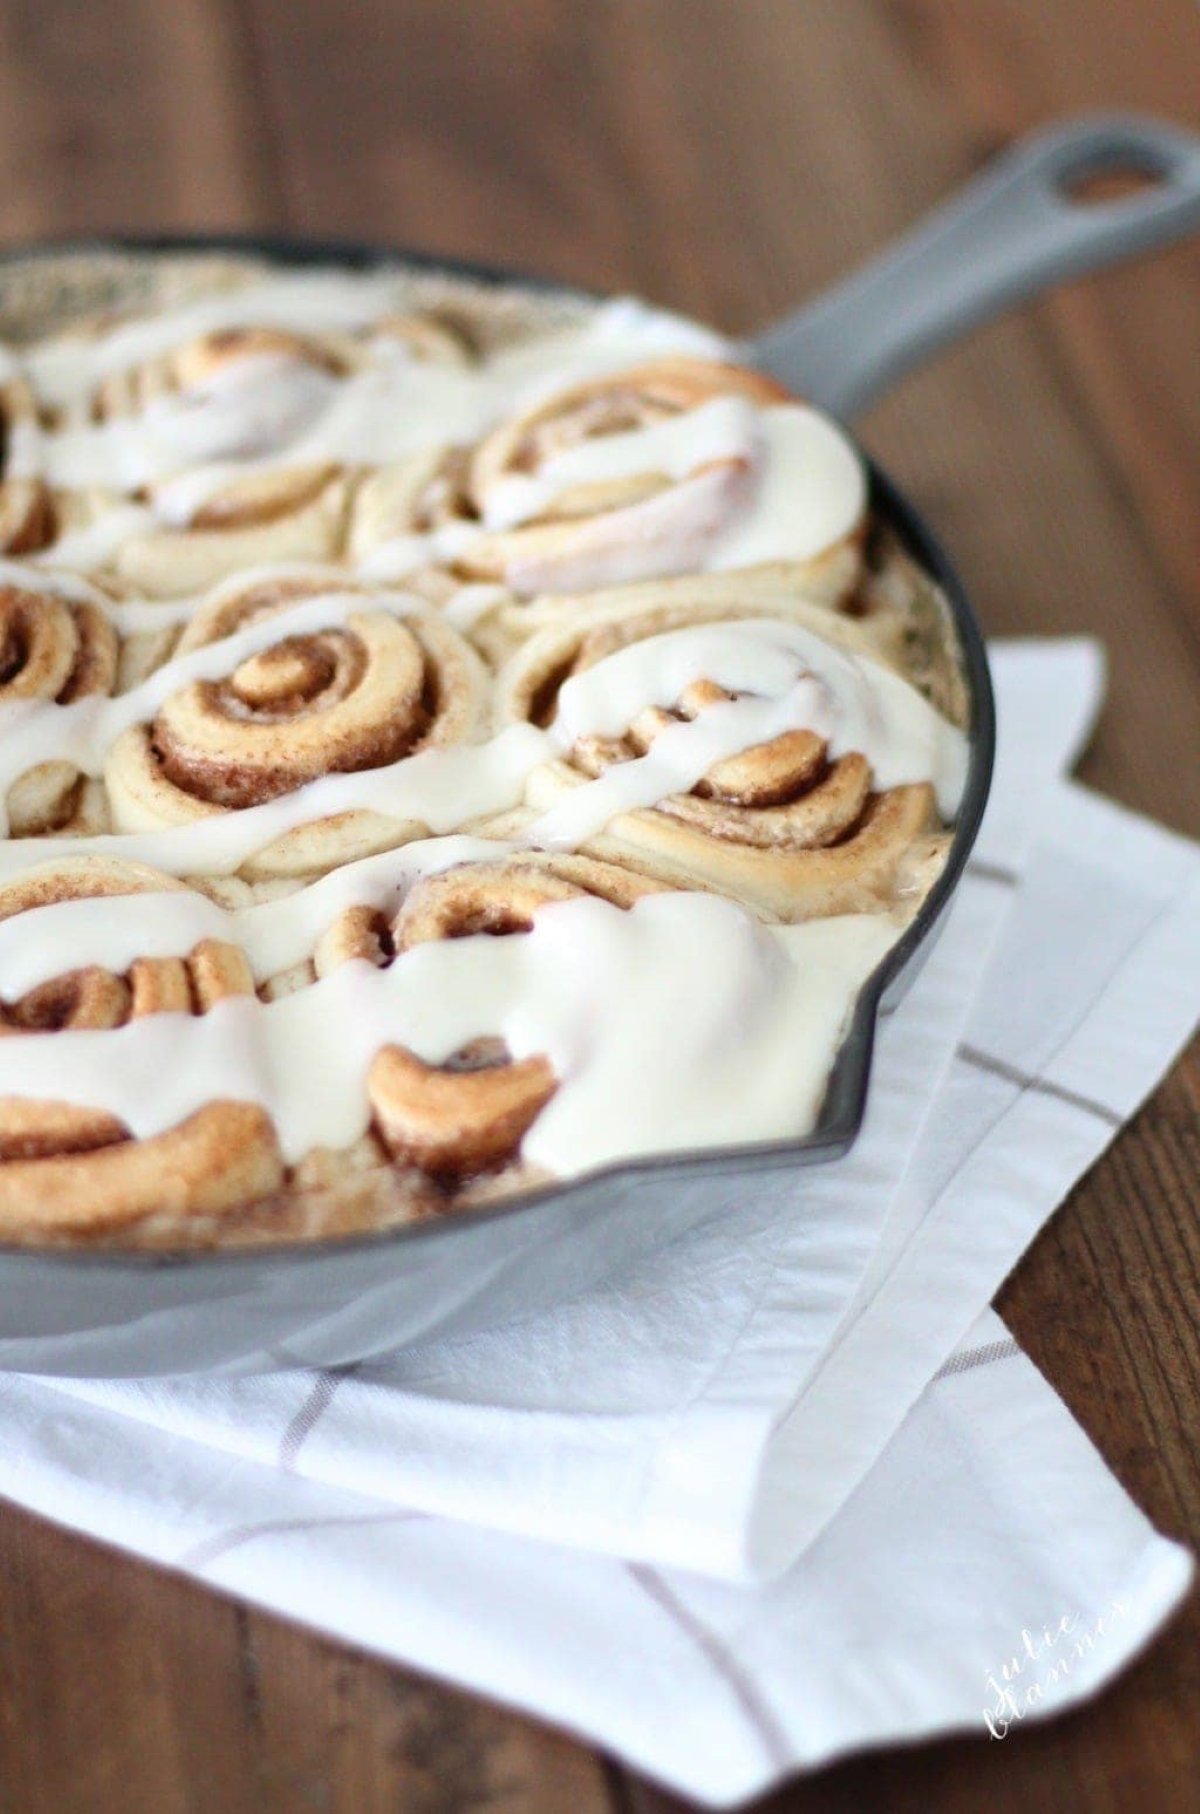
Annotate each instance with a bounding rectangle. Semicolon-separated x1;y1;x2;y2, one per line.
494;580;954;920
0;855;279;1234
0;574;118;838
450;359;802;596
44;310;475;595
105;581;488;878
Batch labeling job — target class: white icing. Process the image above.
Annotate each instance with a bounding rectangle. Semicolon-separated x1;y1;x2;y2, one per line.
441;583;511;630
711;406;867;570
0;890;230;993
5;416;44;481
0;893;896;1170
138;356;490;518
24;272;428;405
470;399;864;577
30;504;160;576
503;461;755;597
25;290;729;508
0;834;505;990
478;395;760;530
0;557;112;605
44;354;342;496
353;521;486;584
0;727;548;881
530;617;968;845
25;284;725;410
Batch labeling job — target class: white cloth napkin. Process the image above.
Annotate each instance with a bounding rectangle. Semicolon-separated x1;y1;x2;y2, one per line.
0;639;1196;1805
4;1304;1187;1807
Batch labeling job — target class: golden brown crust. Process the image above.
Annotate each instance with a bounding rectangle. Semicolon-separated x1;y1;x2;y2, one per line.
0;1102;284;1235
368;1044;557;1177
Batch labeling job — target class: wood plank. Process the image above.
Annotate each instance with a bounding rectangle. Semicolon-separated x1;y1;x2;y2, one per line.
868;0;1200;833
0;1502;262;1812
0;0;279;236
224;1587;613;1813
0;1501;611;1814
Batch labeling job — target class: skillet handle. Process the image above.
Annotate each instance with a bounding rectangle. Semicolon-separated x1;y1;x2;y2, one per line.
750;113;1200;418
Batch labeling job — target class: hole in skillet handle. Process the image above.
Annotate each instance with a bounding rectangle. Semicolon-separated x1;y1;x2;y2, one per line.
1056;150;1169;207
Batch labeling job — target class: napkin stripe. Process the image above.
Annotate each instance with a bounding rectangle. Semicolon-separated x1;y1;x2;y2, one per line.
626;1564;793;1769
178;1507;429;1572
933;1336;1020;1379
278;1369;355;1473
956;1043;1123;1127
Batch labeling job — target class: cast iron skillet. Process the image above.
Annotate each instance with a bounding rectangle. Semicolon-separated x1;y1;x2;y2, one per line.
0;114;1196;1376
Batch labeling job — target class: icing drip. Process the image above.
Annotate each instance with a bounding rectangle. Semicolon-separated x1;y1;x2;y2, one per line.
0;729;547;880
0;893;896;1170
0;836;506;989
535;617;968;843
30;505;159;576
478;396;761;530
710;407;866;570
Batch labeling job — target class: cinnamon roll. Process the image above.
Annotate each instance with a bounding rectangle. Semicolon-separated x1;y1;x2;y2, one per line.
454;358;782;593
0;855;280;1234
0;374;54;554
39;308;476;596
316;854;667;1180
351;360;872;617
493;578;956;920
0;573;117;838
104;579;489;879
0;255;972;1246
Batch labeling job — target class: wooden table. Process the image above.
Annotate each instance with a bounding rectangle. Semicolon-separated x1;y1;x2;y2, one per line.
0;3;1196;1808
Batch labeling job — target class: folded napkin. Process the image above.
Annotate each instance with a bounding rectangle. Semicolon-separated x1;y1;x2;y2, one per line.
1;638;1196;1805
4;1305;1187;1806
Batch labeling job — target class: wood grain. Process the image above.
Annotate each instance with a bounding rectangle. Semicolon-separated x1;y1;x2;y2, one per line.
0;2;1196;1809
